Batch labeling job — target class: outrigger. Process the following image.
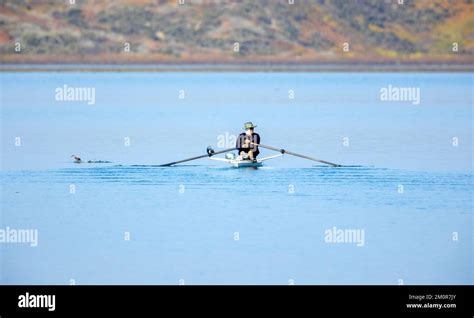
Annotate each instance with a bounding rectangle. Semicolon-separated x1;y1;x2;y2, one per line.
159;143;342;168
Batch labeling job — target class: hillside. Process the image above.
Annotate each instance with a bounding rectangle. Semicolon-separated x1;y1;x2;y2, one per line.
0;0;473;64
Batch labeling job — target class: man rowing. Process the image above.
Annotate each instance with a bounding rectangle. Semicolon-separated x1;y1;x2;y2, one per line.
236;122;260;162
159;122;341;167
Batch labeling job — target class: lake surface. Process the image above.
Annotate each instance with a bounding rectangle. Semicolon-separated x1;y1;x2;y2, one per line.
0;72;472;284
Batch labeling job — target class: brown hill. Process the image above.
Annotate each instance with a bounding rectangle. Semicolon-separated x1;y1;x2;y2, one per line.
0;0;473;64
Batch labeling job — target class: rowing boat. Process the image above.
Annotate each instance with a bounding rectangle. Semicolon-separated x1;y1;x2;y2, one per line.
209;153;283;168
159;143;341;167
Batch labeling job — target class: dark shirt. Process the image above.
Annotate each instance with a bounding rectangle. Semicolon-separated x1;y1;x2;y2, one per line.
236;132;260;157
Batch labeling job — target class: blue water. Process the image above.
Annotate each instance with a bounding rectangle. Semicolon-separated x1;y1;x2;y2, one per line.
0;72;472;284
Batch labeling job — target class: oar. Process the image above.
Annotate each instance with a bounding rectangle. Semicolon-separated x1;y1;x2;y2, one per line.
159;147;237;167
252;143;342;167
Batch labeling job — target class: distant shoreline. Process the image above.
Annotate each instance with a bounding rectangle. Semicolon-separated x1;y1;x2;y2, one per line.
1;63;473;72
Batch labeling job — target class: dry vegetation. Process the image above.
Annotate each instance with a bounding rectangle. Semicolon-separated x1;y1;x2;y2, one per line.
0;0;472;64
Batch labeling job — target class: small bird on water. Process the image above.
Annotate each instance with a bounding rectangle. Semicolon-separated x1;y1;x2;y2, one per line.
71;155;82;163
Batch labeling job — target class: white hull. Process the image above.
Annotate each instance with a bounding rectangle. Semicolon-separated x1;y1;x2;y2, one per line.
230;160;263;168
210;153;283;168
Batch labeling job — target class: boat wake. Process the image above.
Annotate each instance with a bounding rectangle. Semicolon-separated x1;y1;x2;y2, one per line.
86;160;113;163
